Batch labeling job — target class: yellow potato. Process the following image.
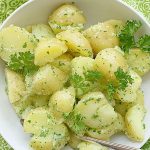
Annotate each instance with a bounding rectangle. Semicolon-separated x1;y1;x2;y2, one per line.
125;48;150;76
56;30;93;57
34;38;68;66
30;124;69;150
87;113;125;140
23;107;55;135
83;22;119;55
31;65;67;95
5;68;26;103
32;24;55;40
74;92;117;129
95;47;128;81
49;87;75;119
49;4;86;33
0;26;37;62
125;104;145;141
51;53;73;73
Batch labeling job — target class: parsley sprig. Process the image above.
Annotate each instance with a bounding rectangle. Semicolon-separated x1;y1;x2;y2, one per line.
70;70;102;95
63;112;87;134
106;68;133;99
118;20;150;53
8;51;39;76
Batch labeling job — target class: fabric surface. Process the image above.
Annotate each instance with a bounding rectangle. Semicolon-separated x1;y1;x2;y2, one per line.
0;0;150;149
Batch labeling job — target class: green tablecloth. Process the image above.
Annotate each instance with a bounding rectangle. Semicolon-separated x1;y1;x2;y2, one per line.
0;0;150;149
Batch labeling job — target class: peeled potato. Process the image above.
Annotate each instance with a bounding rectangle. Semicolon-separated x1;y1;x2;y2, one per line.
125;104;145;141
56;29;93;57
95;47;128;81
48;4;86;33
31;65;67;95
125;48;150;76
0;26;37;62
5;68;26;103
32;24;55;40
74;92;117;129
87;113;125;140
49;87;75;119
23;107;54;135
83;22;119;55
34;38;68;66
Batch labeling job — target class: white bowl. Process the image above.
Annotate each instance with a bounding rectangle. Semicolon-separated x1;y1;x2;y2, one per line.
0;0;150;149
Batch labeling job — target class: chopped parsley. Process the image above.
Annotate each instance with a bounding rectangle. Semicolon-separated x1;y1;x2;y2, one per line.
107;82;116;99
22;42;27;48
64;112;87;134
118;20;142;52
118;20;150;53
137;35;150;52
114;67;133;90
8;51;39;76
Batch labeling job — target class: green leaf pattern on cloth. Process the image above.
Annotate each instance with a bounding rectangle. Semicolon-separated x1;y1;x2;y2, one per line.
0;0;149;149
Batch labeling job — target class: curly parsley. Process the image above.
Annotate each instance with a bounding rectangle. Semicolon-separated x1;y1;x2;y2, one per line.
8;51;39;76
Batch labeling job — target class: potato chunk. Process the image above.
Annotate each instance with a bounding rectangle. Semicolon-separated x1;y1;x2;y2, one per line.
5;68;26;103
74;92;117;129
125;48;150;76
95;47;128;81
83;22;119;55
0;26;37;62
56;30;93;57
31;65;67;95
49;4;86;34
34;38;68;66
125;104;145;141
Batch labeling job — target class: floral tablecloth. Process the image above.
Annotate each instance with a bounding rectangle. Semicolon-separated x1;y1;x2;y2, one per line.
0;0;150;149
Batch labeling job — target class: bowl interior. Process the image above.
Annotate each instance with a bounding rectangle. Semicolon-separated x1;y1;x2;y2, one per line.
0;0;150;149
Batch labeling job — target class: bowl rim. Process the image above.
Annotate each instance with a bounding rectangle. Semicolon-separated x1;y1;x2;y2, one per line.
0;0;150;149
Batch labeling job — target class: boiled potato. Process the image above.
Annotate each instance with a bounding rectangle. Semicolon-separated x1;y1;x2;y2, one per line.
30;124;69;150
95;47;128;81
56;30;93;57
5;68;26;103
125;104;145;141
115;89;144;116
0;26;37;62
34;38;68;66
83;22;119;55
48;4;86;34
104;19;124;34
23;107;55;135
71;56;95;77
87;113;125;140
116;70;142;102
77;142;108;150
68;131;82;149
74;92;117;129
49;87;75;119
31;65;67;95
51;53;73;73
125;48;150;76
32;24;55;40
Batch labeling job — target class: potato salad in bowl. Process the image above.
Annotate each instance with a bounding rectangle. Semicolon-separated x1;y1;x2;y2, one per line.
0;3;150;150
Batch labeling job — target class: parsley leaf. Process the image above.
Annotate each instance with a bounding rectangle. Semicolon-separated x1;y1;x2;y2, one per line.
118;20;142;52
114;68;133;90
8;51;39;76
84;70;102;82
137;35;150;52
64;112;87;134
107;82;116;99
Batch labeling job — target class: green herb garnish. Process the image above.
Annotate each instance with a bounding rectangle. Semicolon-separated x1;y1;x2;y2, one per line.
8;51;39;76
114;67;133;90
107;82;116;99
118;20;142;52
